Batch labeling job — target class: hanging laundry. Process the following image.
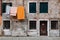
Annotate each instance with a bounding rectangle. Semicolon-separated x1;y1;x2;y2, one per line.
17;6;25;20
6;5;10;14
10;7;17;16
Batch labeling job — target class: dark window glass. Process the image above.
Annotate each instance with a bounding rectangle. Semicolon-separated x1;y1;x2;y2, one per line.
40;2;48;13
3;21;10;29
29;2;36;13
51;21;58;29
2;3;12;13
29;21;36;29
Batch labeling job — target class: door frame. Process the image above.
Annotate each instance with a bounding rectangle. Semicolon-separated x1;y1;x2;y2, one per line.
38;19;49;36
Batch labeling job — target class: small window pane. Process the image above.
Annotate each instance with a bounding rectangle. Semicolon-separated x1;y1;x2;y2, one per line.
51;21;58;29
29;2;36;13
29;21;36;29
2;3;12;13
40;2;48;13
3;21;10;29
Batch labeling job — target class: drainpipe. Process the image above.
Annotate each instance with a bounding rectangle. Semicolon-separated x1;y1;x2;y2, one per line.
57;2;60;37
0;0;2;16
23;0;24;6
0;0;2;36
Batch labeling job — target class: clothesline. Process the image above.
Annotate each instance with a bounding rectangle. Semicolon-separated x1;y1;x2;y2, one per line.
6;5;25;20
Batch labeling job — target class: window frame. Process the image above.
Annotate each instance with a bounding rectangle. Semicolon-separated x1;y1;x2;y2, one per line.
39;1;48;13
51;20;59;30
28;1;37;14
2;2;12;13
28;19;37;30
3;20;10;29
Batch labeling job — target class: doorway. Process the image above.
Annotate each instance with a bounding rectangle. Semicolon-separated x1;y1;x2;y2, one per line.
40;21;47;36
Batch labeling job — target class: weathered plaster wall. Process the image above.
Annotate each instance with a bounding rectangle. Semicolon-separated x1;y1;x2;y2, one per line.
27;0;60;19
2;0;60;37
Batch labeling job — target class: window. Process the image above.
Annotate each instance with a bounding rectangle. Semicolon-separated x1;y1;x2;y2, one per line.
3;21;10;29
2;3;12;13
40;2;48;13
29;2;36;13
51;21;58;29
29;21;36;29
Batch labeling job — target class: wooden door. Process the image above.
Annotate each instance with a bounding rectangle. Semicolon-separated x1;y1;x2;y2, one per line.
40;21;47;36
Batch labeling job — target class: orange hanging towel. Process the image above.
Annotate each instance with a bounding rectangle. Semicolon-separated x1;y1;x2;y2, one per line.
17;6;25;20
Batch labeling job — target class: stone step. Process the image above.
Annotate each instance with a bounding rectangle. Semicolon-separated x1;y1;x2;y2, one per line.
0;37;60;40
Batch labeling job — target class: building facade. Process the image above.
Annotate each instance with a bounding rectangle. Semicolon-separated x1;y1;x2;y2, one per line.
1;0;60;37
